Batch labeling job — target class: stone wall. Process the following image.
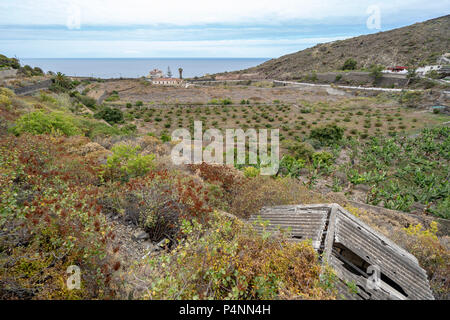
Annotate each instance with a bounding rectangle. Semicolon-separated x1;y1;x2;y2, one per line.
0;68;18;79
14;80;53;95
314;72;408;87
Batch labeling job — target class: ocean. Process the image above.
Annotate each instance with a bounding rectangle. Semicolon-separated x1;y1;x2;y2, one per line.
20;58;269;79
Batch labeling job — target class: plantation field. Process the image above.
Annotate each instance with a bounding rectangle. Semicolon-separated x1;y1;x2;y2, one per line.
91;81;448;142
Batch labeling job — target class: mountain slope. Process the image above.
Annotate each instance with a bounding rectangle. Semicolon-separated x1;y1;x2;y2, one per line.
230;15;450;80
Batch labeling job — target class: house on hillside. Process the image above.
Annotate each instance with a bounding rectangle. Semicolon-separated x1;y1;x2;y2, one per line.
383;66;408;74
416;65;442;76
151;78;184;86
147;69;165;79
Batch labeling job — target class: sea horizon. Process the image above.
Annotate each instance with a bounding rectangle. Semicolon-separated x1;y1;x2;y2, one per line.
20;57;271;79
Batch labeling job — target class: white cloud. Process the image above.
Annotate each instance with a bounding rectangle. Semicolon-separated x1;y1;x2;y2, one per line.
1;0;447;26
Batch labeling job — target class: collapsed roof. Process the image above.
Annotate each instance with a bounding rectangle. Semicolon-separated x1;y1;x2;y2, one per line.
249;204;434;300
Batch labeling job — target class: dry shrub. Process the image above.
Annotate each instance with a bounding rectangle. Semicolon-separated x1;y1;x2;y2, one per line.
230;176;326;218
187;163;244;208
391;223;450;300
136;212;337;300
117;169;212;242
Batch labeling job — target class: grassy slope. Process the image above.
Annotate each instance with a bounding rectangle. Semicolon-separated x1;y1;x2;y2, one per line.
228;15;450;79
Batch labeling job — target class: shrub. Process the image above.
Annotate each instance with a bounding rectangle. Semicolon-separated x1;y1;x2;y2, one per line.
341;58;357;71
310;124;344;145
11;111;81;136
0;87;15;98
392;222;449;299
279;155;306;177
399;91;422;108
312;151;334;168
230;176;324;218
76;94;97;109
138;212;337;299
283;140;315;161
0;94;12;109
135;101;144;107
103;144;155;181
118;170;212;242
369;64;384;81
0;134;121;299
94;106;123;124
160;131;171;142
243;166;260;178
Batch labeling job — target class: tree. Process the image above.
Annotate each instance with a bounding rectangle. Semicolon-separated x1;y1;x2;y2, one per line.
94;106;124;124
167;66;172;78
407;67;417;80
341;58;357;71
178;67;183;79
369;64;384;82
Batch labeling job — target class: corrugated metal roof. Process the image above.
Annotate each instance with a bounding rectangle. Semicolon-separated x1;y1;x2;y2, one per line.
249;203;435;300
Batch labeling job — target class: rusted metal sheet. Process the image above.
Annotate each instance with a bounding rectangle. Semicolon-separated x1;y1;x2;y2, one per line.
249;204;435;300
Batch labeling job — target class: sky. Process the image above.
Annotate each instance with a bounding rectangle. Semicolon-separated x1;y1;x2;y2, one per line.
0;0;448;58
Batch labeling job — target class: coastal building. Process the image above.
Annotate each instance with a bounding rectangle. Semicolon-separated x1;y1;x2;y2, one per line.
151;78;184;86
147;69;165;79
416;65;443;76
383;66;408;74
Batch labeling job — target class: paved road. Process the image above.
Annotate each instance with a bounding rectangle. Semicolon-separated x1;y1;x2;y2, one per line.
273;80;422;93
188;79;423;93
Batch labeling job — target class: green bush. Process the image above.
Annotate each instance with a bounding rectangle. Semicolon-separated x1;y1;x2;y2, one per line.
341;58;357;71
160;131;171;142
243;166;260;178
11;111;81;136
94;106;124;124
312;152;334;168
103;144;155;181
283;140;315;161
279;155;306;177
369;64;384;82
0;94;12;110
76;94;97;109
0;54;20;69
310;124;344;145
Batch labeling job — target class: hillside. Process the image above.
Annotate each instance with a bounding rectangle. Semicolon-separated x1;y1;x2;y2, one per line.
0;60;449;300
227;15;450;80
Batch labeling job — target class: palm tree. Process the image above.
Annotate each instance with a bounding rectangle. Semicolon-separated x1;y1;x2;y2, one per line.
178;67;183;79
54;72;72;89
167;66;172;78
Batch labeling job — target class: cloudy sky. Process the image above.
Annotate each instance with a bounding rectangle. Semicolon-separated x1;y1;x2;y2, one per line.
0;0;448;58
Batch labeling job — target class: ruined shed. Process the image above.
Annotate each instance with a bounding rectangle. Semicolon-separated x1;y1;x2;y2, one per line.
249;204;434;300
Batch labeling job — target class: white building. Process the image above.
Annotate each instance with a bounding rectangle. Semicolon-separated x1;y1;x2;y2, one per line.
147;69;164;79
416;65;443;76
151;78;183;86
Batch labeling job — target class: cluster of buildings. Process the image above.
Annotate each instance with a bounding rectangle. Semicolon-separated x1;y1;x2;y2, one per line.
382;54;450;79
146;67;184;86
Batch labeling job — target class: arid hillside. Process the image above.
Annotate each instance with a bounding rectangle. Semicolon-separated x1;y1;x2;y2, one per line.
224;15;450;80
